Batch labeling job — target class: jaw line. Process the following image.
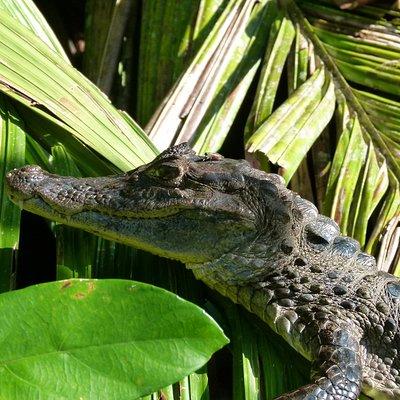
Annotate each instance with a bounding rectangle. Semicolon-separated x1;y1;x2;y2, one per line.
18;196;184;222
17;197;211;263
15;194;256;265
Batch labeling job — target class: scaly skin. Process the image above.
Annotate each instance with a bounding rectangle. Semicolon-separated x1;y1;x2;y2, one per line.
6;143;400;399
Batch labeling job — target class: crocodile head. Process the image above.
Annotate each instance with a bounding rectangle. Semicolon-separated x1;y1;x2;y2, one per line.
6;143;277;264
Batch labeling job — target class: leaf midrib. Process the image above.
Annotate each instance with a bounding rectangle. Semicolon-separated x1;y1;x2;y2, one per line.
0;335;210;366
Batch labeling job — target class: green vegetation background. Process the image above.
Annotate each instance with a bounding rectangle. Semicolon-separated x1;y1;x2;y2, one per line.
0;0;399;399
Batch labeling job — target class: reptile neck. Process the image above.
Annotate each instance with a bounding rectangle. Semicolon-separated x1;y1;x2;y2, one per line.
187;235;378;328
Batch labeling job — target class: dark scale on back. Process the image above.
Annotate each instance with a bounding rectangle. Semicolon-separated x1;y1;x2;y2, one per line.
6;143;400;399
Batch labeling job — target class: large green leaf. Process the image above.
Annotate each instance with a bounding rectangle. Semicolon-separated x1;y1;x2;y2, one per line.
0;279;228;399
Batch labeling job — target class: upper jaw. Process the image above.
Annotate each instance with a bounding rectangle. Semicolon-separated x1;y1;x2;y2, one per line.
6;165;47;202
5;165;247;220
6;165;120;215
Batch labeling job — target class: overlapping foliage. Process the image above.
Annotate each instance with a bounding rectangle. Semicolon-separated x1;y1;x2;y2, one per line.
0;0;398;399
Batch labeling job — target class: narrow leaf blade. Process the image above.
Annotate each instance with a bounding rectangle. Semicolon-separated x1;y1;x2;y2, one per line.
0;11;157;171
0;95;25;293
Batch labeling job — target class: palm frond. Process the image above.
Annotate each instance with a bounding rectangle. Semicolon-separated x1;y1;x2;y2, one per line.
0;0;68;59
0;10;157;172
146;0;276;153
0;96;25;293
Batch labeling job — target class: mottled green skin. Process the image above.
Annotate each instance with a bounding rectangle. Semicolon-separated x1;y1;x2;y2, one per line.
6;144;400;399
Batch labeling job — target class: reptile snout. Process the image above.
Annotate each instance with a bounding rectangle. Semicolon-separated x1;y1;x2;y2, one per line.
5;165;45;201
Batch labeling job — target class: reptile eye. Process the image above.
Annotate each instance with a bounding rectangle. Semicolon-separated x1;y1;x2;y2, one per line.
147;163;182;181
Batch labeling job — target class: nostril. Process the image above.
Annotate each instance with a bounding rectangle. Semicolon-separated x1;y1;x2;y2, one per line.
5;165;45;200
5;168;20;187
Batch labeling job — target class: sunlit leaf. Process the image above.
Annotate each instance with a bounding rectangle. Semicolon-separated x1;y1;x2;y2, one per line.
0;0;68;59
0;279;228;399
245;5;295;138
246;68;335;181
0;11;157;171
147;0;275;154
348;143;388;246
0;95;25;293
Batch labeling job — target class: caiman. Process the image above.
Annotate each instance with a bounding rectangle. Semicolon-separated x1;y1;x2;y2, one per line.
6;143;400;400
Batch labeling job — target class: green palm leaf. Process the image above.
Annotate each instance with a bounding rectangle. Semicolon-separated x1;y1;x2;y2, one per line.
0;0;68;59
245;0;399;261
0;10;157;172
0;96;25;293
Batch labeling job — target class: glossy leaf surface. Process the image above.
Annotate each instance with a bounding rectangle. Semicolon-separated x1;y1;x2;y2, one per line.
0;279;228;399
